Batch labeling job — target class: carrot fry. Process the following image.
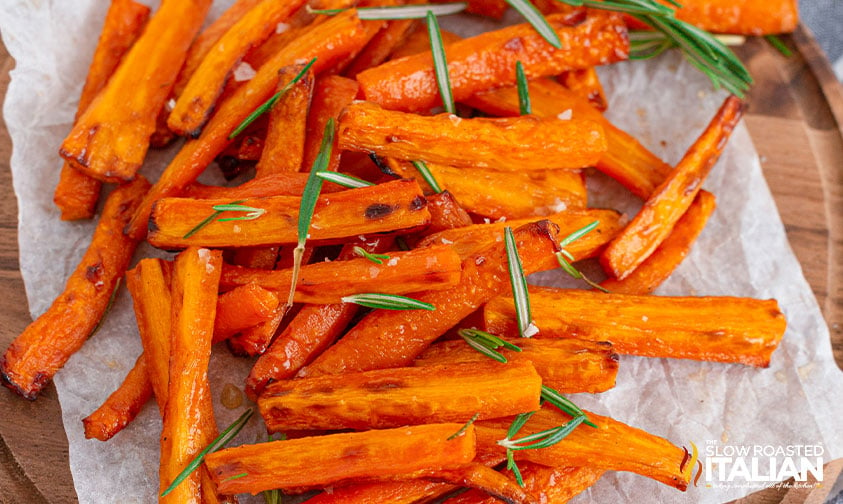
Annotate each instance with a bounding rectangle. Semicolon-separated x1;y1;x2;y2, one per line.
59;0;213;183
461;0;508;18
664;0;798;35
169;0;308;136
356;10;628;112
302;479;453;504
230;246;280;270
254;64;315;176
338;101;606;171
303;75;360;172
0;177;149;399
82;353;154;441
424;190;473;234
388;27;462;61
226;305;287;357
182;172;342;200
344;19;420;78
148;179;430;249
443;464;603;504
602;190;716;294
476;405;691;490
54;0;150;220
485;287;786;367
159;247;223;504
125;11;378;239
559;67;607;111
260;361;541;431
213;283;280;342
415;338;619;394
601;96;743;279
429;463;538;504
298;220;561;377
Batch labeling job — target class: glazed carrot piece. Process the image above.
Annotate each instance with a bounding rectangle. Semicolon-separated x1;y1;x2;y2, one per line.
388;27;461;60
485;287;787;366
665;0;798;35
356;10;628;112
159;247;222;504
125;11;378;239
230;246;280;270
338;101;606;171
182;172;343;200
601;96;743;280
443;464;603;504
430;463;538;504
559;67;608;111
344;20;420;78
53;0;150;220
169;0;307;135
298;220;561;377
0;177;149;399
213;283;280;342
602;190;716;294
302;75;360;172
225;306;288;357
254;64;315;176
424;190;473;234
59;0;213;183
148;179;430;249
206;423;477;494
260;361;541;431
415;338;619;394
82;353;154;441
461;0;508;18
475;405;692;490
303;480;453;504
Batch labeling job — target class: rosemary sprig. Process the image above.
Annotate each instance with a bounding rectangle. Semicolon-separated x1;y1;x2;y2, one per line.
353;246;391;264
764;35;792;57
515;61;531;115
160;408;254;497
228;58;317;139
262;433;286;504
505;0;561;49
222;473;248;482
447;412;480;440
411;160;443;194
315;171;374;189
504;410;534;486
458;328;522;363
426;11;456;114
556;220;610;293
506;448;524;486
541;385;597;428
341;293;435;311
213;203;266;222
183;199;246;238
504;227;533;337
499;414;585;450
308;2;467;19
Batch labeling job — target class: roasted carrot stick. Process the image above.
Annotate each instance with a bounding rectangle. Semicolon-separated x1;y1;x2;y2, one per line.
388;27;462;60
338;101;606;171
664;0;798;35
415;338;619;394
429;463;538;504
182;172;343;200
260;360;541;431
213;283;280;342
206;423;477;494
424;190;473;234
298;220;561;377
148;179;430;249
302;75;360;172
125;11;378;239
601;190;716;294
485;286;787;366
225;306;288;357
601;96;743;280
356;10;628;112
303;479;453;504
169;0;307;135
82;353;153;441
159;247;222;504
0;177;149;399
559;67;607;111
59;0;213;183
344;19;420;78
53;0;150;220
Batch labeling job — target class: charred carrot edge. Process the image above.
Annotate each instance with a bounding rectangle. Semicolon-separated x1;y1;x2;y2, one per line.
345;19;420;78
182;172;342;200
302;479;454;504
169;0;307;136
415;338;619;394
298;220;561;377
206;423;477;494
0;177;149;400
260;360;541;431
220;243;460;302
302;75;361;172
59;0;213;183
388;27;462;60
148;179;430;249
423;190;473;235
601;190;716;295
125;11;378;239
125;258;173;412
666;0;798;35
356;10;628;112
159;247;223;504
476;405;691;490
559;67;608;111
601;96;743;280
485;286;786;367
338;101;606;171
213;283;280;342
54;0;150;220
254;65;315;176
443;464;603;504
82;353;153;441
462;0;508;18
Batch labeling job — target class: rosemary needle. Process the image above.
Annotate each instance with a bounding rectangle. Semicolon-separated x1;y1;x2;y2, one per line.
504;227;533;337
427;11;456;114
308;2;467;19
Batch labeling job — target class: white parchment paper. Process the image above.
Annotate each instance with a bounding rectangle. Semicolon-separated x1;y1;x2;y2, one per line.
2;1;842;503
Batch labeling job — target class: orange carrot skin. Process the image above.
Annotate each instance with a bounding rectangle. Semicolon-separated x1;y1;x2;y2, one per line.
1;177;150;400
560;67;607;111
302;75;361;171
54;0;150;220
213;283;280;342
344;19;420;78
59;0;213;183
260;361;542;431
148;179;430;249
338;101;606;171
356;10;628;112
601;97;743;280
667;0;798;35
298;220;561;377
125;11;379;239
206;424;477;495
82;353;153;441
602;190;716;294
182;172;343;200
388;27;462;60
302;479;453;504
424;190;473;234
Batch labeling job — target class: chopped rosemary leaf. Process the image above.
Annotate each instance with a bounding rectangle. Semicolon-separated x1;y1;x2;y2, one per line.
541;385;597;428
560;220;598;247
222;472;248;482
308;2;467;19
556;220;610;293
504;227;532;337
315;171;374;189
515;61;531;115
183;199;246;238
505;0;562;49
426;11;456;114
411;160;443;194
764;34;792;57
341;293;436;311
459;328;521;363
213;203;266;222
507;449;525;486
447;412;481;440
501;414;585;450
352;246;391;264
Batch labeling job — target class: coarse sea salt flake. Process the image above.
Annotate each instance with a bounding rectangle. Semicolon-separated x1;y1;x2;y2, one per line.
233;62;256;82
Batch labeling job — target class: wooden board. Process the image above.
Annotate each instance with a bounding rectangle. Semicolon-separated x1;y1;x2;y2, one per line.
0;25;841;504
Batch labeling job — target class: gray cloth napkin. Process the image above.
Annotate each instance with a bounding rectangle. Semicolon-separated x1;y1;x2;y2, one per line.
801;0;843;80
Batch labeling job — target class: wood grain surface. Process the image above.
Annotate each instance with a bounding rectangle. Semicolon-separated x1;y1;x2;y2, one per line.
1;25;841;504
